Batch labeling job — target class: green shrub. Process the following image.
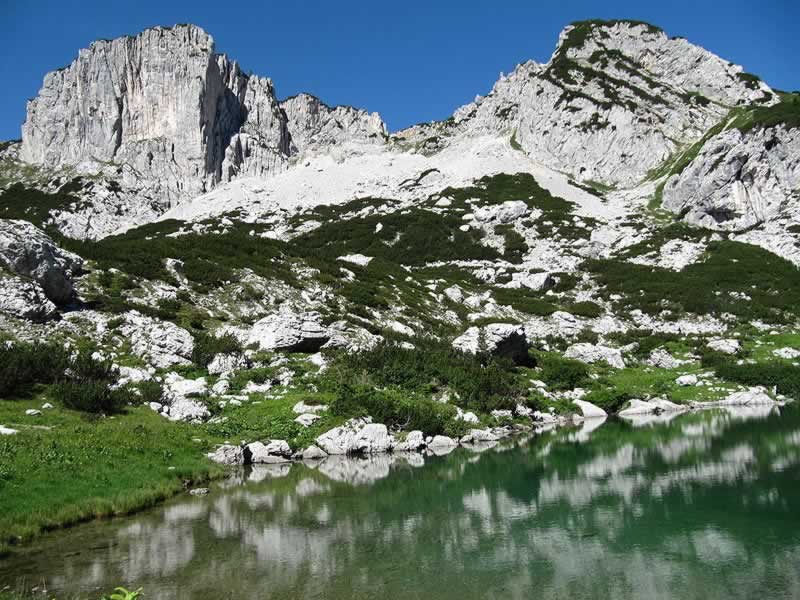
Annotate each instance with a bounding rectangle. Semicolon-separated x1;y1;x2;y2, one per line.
493;287;557;316
53;380;131;414
566;301;603;318
712;360;800;399
52;348;131;414
191;331;243;368
328;380;457;435
582;386;631;413
136;380;164;405
536;352;590;390
587;241;800;322
324;340;525;414
0;341;70;398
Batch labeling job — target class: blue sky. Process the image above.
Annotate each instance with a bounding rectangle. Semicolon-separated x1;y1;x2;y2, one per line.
0;0;797;139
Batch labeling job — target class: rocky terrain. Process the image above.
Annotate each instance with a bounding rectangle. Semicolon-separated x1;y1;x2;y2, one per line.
0;20;799;541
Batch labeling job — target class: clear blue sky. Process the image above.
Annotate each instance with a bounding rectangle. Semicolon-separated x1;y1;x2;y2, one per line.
1;0;797;140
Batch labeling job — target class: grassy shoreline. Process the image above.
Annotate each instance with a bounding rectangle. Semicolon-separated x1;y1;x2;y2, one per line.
0;401;226;551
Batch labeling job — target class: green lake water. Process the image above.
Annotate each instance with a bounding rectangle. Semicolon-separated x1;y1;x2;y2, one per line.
2;405;799;599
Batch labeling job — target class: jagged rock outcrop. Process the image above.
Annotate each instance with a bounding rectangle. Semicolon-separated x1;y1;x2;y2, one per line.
0;219;82;304
661;122;800;229
281;93;387;154
246;309;330;352
21;25;248;203
119;311;194;368
403;20;774;187
18;24;386;235
0;273;57;321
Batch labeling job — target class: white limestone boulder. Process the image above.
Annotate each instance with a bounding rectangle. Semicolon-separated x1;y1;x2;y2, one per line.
572;399;607;419
120;311;194;368
565;343;625;369
0;219;83;304
247;309;330;353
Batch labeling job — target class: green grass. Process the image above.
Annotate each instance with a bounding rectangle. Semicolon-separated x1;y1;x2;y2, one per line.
730;92;800;133
0;401;223;547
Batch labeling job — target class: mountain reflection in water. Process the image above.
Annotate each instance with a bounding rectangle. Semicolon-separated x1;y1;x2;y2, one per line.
2;404;799;600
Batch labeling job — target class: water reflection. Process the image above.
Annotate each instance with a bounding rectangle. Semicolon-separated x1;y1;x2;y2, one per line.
2;406;800;599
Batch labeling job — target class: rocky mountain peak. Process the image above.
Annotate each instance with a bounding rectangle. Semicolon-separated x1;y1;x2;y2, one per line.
551;19;773;106
17;23;385;232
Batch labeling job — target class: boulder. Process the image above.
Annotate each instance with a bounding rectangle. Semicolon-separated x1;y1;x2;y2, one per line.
428;435;457;448
452;323;529;365
301;444;328;460
352;424;395;454
515;403;533;417
719;388;775;406
455;407;479;424
166;398;210;423
208;352;248;376
162;373;209;423
323;320;383;352
491;409;513;420
707;339;741;355
676;374;698;386
243;441;291;464
163;372;208;401
443;285;464;303
773;347;800;360
208;444;244;465
395;430;426;452
120;311;194;368
0;425;18;435
460;428;499;444
533;411;558;424
247;309;330;352
292;401;328;415
473;200;528;223
572;399;607;419
618;399;658;417
506;271;556;292
211;379;231;396
564;343;625;369
646;348;681;369
294;413;321;427
264;439;292;457
315;418;372;455
0;219;82;304
0;274;57;321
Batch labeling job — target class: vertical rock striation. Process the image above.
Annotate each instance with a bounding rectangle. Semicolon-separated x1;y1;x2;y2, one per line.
20;24;387;210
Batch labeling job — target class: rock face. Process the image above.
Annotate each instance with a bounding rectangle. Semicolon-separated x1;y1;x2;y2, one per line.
281;93;387;154
0;274;57;321
662;124;800;229
120;311;194;368
404;20;774;187
452;323;529;364
247;309;330;353
0;219;82;304
19;24;387;228
21;25;286;204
